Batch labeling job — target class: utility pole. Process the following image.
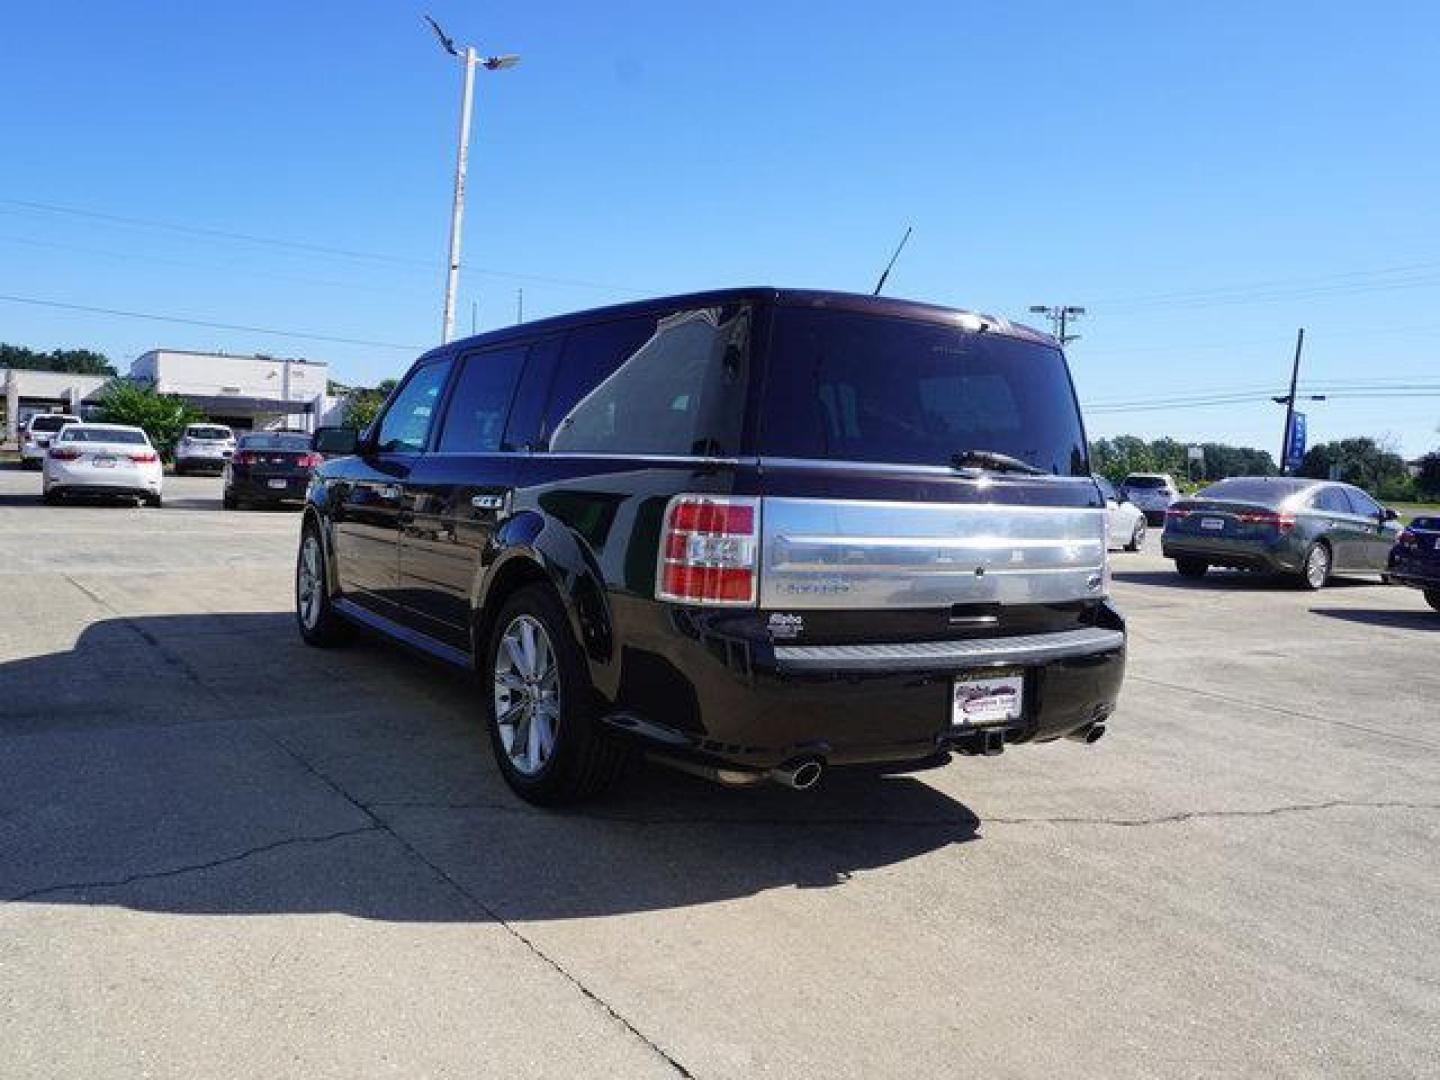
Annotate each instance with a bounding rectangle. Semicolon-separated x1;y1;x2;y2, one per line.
516;288;524;324
1028;304;1086;346
1270;328;1326;474
425;16;519;344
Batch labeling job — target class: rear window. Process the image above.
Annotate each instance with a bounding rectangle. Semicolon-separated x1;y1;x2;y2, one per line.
759;309;1087;474
186;426;232;440
59;427;147;445
1122;475;1170;489
545;306;752;456
30;415;78;433
238;432;310;451
1196;478;1307;504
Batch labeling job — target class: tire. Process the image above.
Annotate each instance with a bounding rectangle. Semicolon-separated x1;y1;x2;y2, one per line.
222;489;238;510
42;487;61;505
1298;542;1331;591
295;523;353;647
1125;518;1147;552
483;583;628;805
144;493;163;508
174;463;186;477
1175;557;1208;579
1425;589;1440;613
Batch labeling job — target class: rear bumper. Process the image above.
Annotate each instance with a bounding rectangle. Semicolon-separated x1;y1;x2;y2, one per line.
1387;550;1440;590
46;461;162;494
177;452;230;469
228;474;309;502
602;601;1127;771
1161;534;1301;572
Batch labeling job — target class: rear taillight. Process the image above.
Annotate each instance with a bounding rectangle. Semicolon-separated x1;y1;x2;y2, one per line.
233;450;256;465
656;495;760;606
1397;529;1418;547
48;447;81;461
298;452;324;469
1165;504;1193;521
129;451;159;464
1237;510;1296;532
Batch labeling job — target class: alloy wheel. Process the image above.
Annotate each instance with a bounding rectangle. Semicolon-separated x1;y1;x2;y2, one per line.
493;614;560;776
1305;544;1330;589
298;534;323;630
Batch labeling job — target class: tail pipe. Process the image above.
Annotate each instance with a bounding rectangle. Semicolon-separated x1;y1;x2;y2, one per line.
769;757;825;791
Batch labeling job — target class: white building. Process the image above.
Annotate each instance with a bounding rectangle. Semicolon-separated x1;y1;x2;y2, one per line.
131;349;333;432
2;368;112;443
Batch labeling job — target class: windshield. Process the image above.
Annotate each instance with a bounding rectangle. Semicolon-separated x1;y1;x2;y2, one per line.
1123;475;1170;488
186;426;232;440
30;415;79;433
238;432;310;451
759;309;1088;475
59;427;148;445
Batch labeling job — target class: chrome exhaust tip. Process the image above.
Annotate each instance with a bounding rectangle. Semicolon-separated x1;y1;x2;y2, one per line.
769;757;824;791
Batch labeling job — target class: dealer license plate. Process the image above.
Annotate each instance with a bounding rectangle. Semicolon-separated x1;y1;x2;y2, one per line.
1200;517;1226;531
268;478;289;489
952;671;1024;727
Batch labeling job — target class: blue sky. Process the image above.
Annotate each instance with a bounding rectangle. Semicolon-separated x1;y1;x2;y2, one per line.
2;0;1437;456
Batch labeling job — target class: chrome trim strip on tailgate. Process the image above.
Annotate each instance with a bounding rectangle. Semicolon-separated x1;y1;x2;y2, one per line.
760;496;1106;609
773;627;1124;673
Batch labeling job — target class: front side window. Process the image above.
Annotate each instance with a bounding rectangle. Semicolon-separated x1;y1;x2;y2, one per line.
1343;487;1382;517
376;360;452;453
438;346;528;453
544;307;751;456
761;309;1087;475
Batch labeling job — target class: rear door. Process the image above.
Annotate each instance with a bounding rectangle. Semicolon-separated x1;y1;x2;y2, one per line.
1305;485;1359;566
393;341;536;648
754;304;1103;641
331;357;453;611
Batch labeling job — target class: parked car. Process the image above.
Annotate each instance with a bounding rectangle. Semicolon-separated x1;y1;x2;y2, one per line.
41;423;163;507
1120;472;1181;524
1387;515;1440;612
293;288;1126;805
174;424;236;474
20;413;82;469
222;431;322;509
1161;476;1401;589
1095;475;1147;551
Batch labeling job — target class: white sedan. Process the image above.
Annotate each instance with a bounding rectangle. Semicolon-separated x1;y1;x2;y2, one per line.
1095;474;1148;551
42;423;164;508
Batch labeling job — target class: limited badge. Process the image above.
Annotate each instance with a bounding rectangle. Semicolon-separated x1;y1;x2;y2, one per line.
767;613;804;640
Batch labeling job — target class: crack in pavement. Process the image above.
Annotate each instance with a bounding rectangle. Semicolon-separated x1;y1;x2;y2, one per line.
3;825;380;904
255;731;697;1079
362;796;1440;830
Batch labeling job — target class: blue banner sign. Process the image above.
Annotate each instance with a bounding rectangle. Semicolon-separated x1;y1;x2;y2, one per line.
1285;412;1307;471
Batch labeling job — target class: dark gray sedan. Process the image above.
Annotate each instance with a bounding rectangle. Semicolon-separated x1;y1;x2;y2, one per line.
1161;477;1402;589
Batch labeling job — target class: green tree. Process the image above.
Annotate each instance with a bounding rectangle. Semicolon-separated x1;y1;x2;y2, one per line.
1;343;117;376
1298;437;1408;494
343;378;398;430
1416;451;1440;501
94;380;205;461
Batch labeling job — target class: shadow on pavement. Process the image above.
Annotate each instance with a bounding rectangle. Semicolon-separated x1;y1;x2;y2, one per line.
0;612;980;922
1309;606;1440;631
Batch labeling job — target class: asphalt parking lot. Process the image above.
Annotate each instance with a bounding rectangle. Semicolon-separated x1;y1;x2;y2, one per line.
2;464;1437;1079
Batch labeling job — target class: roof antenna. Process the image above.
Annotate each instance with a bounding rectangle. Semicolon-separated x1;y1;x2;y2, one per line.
872;225;913;296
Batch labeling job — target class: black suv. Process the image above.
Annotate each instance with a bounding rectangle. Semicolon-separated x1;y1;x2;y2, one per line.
296;289;1125;803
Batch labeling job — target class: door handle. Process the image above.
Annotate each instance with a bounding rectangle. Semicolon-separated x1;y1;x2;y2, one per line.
471;494;505;511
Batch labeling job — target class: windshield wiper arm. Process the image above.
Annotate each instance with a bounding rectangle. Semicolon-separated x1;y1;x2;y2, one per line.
950;449;1046;475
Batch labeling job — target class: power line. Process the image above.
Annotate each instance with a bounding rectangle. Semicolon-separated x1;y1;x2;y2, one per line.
0;292;423;351
0;197;655;297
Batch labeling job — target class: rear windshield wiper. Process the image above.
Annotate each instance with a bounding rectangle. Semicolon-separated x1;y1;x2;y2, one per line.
950;449;1046;475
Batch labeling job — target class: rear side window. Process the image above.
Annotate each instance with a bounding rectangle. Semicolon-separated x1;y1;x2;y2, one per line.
544;306;752;456
438;345;528;453
377;359;453;453
760;309;1087;475
1311;487;1351;513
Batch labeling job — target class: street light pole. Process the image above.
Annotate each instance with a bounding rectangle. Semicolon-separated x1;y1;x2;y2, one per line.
441;45;479;345
1270;327;1327;475
425;16;519;344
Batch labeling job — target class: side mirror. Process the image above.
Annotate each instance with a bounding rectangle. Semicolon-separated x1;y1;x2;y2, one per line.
312;426;359;457
1381;507;1399;522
